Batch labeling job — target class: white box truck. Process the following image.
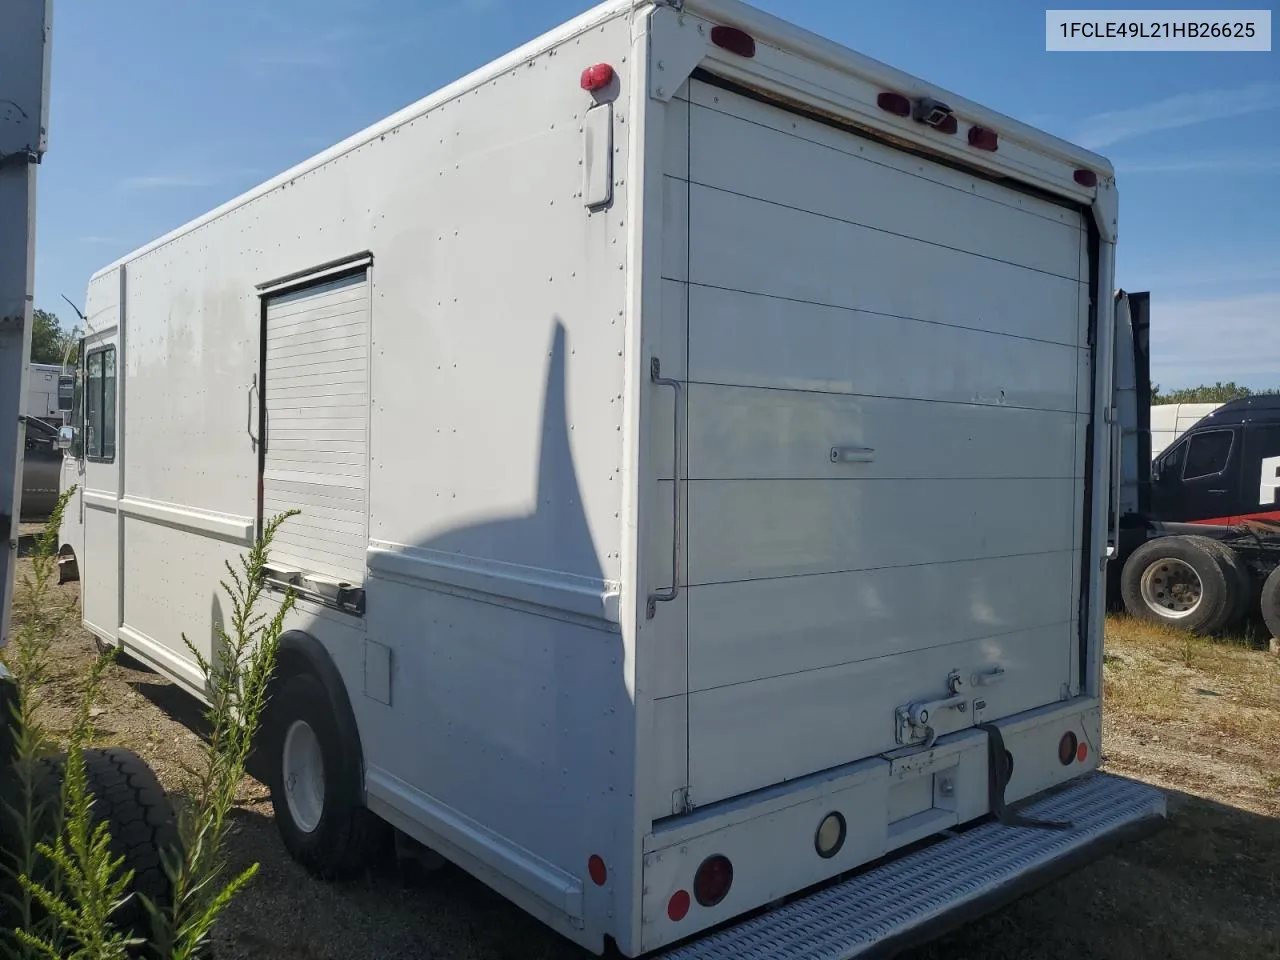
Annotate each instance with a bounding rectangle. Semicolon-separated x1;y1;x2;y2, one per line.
24;360;62;423
55;1;1165;955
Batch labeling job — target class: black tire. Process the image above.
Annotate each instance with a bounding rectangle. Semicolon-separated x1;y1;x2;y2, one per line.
36;748;180;936
1120;535;1233;634
1195;537;1254;632
265;673;387;879
1261;566;1280;642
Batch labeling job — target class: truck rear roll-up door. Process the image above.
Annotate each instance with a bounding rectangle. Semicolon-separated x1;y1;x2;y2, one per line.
671;78;1093;807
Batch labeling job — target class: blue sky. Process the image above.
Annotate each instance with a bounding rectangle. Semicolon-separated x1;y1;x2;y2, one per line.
33;0;1278;389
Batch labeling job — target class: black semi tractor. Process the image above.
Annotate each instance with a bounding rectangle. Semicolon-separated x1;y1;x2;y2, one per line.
1110;292;1280;638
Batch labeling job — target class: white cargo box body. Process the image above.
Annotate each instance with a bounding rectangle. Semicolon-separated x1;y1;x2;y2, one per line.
58;1;1163;956
25;362;61;420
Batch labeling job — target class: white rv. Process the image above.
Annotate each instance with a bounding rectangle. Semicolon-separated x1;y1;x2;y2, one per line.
56;1;1165;956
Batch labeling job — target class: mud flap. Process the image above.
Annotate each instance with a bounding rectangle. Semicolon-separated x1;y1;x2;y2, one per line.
979;723;1074;831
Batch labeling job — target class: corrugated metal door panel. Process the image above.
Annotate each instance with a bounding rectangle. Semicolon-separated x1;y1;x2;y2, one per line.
262;270;370;585
681;78;1089;807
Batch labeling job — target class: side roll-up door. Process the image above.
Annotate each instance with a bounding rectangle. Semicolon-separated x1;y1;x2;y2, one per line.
262;268;371;592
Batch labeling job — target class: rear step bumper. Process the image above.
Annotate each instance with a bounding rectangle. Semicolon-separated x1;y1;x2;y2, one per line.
657;772;1165;960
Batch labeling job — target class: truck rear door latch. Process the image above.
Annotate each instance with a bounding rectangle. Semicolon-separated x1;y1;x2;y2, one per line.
895;670;969;748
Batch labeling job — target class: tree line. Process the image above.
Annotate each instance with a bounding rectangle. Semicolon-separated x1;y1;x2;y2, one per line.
29;309;80;366
1151;382;1280;405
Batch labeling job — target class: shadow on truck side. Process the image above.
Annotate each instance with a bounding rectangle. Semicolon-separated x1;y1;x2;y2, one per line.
131;316;630;880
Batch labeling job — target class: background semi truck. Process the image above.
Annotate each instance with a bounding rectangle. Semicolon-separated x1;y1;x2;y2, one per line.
1109;293;1280;638
50;1;1166;956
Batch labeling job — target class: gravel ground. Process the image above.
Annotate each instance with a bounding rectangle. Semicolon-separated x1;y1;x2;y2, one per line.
10;524;1280;960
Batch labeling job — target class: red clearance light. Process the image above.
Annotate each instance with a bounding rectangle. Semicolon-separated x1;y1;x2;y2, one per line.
934;114;958;135
711;25;756;58
876;91;911;117
1074;169;1099;188
580;63;615;92
1077;741;1089;763
588;854;607;886
667;890;691;922
968;125;999;151
693;855;734;907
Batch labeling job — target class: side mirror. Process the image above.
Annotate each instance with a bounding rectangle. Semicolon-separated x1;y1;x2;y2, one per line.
57;374;75;412
55;425;75;451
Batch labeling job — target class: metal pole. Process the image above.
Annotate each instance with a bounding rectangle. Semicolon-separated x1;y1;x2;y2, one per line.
0;0;53;648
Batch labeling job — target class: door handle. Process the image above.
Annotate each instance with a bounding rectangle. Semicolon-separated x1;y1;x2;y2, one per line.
831;446;875;464
247;374;259;451
1208;489;1227;495
648;358;682;619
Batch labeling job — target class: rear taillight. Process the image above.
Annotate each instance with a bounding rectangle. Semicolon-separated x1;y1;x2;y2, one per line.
1058;731;1079;766
693;855;733;907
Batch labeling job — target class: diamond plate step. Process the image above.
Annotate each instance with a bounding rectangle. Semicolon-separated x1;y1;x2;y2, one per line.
659;772;1166;960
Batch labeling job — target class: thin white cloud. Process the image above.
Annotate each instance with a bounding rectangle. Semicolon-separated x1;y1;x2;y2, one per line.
1117;153;1280;174
1151;292;1280;388
238;49;340;68
118;166;263;191
119;174;222;190
1128;260;1280;291
1075;83;1280;149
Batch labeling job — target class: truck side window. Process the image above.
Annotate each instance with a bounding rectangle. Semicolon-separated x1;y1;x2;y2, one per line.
85;345;117;463
1183;429;1233;481
1159;440;1186;480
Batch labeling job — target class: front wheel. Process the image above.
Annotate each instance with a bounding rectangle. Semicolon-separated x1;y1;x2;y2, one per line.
265;674;388;879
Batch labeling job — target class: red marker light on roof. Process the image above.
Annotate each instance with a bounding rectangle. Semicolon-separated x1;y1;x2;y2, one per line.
580;63;615;92
1074;169;1098;188
968;125;999;152
711;25;756;58
876;92;911;117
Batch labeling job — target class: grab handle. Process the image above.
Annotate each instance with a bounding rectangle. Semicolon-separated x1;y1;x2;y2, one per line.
648;357;683;619
248;374;259;451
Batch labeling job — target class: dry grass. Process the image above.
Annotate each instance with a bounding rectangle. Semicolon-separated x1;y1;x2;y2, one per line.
1102;615;1280;816
9;527;1280;960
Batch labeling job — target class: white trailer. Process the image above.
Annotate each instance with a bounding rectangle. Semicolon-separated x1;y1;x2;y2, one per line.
1149;401;1223;458
57;1;1165;955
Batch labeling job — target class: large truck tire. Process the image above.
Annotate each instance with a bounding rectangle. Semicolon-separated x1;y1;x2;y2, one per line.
1261;566;1280;641
1120;535;1234;634
265;673;388;880
1194;537;1254;632
35;747;180;937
